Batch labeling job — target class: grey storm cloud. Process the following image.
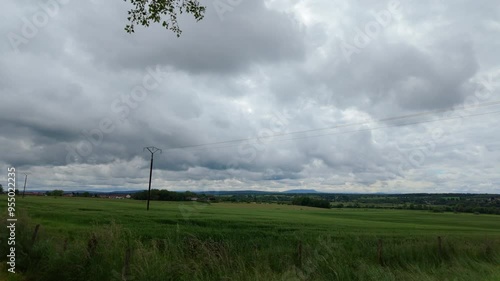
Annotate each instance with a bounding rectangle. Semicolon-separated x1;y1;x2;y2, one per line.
0;0;499;193
59;0;306;73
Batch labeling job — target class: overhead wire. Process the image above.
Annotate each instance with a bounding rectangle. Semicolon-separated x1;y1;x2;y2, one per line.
164;99;500;152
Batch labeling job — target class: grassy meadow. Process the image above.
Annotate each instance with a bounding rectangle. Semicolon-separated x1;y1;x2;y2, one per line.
1;196;500;281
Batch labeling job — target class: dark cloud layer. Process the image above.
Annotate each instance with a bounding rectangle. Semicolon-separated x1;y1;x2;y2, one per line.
0;0;499;193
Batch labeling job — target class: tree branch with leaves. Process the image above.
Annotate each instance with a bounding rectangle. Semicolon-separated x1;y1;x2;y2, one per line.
124;0;206;36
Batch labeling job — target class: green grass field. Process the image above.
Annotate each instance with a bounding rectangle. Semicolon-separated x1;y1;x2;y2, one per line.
2;196;500;281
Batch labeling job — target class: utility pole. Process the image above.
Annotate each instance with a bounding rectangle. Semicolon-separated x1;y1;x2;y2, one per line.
22;173;29;198
144;146;162;211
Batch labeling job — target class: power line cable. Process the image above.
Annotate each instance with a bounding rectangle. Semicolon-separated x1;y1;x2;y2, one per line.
165;99;500;151
171;109;500;152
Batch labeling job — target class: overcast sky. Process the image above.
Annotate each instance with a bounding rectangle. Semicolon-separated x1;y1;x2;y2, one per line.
1;0;500;193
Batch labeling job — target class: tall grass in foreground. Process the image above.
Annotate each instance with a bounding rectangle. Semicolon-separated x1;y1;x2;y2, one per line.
1;214;499;281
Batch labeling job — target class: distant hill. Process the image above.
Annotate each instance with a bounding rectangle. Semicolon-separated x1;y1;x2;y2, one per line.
192;190;275;195
26;189;143;195
283;189;319;194
26;189;323;195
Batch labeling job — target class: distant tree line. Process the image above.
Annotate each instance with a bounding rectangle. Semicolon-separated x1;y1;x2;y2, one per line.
292;196;331;209
325;194;500;215
35;188;500;215
132;189;198;201
72;192;98;197
208;192;500;215
46;190;64;196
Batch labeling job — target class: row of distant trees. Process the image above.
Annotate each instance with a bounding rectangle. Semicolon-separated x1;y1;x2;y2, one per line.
0;187;95;197
46;190;99;197
0;184;18;194
46;190;64;196
132;189;198;201
329;202;500;215
292;196;331;209
0;184;13;194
